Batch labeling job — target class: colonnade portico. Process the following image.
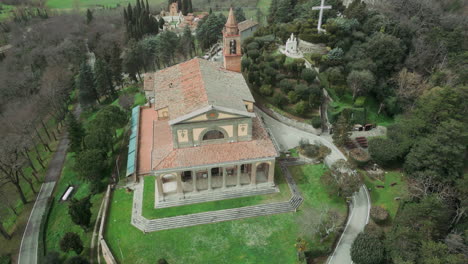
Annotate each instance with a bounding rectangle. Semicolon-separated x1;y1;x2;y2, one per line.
155;159;276;202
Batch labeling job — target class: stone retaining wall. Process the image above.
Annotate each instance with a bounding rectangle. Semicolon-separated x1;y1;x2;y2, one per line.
98;186;117;264
259;106;321;135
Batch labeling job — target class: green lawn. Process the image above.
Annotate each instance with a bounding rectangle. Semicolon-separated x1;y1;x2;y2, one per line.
45;153;104;259
363;171;407;220
105;164;346;263
142;166;290;219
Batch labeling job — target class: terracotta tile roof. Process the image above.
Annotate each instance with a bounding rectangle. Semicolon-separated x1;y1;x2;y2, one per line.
151;115;277;171
148;58;254;121
136;106;277;173
238;19;259;32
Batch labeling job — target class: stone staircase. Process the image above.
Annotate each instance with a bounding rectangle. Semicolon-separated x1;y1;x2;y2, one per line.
130;161;304;232
156;185;279;208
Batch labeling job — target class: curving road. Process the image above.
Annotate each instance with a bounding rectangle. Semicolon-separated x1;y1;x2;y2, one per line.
256;107;370;264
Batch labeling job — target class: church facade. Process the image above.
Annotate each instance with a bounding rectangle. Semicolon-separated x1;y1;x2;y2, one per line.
132;9;278;206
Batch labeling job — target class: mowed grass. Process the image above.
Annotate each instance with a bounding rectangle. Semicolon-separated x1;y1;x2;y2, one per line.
142;166;290;219
46;0;165;10
105;164;346;263
363;171;407;220
45;153;104;259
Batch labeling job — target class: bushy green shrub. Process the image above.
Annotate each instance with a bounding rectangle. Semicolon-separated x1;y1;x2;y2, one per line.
350;148;370;167
311;116;322;129
246;41;260;51
272;93;287;108
260;84;273;96
288;91;299;104
280;79;294;93
350;232;385;264
309;53;323;64
354;96;367;107
295;100;307;115
301;68;317;84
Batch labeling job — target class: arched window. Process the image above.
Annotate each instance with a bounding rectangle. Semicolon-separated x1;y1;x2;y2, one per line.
202;130;224;141
229;39;236;54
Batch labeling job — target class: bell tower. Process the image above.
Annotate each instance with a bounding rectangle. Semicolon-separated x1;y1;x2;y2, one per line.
223;8;242;72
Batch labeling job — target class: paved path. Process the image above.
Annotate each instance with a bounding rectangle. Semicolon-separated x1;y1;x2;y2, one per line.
130;161;303;232
327;186;370;264
18;134;69;264
256;107;371;264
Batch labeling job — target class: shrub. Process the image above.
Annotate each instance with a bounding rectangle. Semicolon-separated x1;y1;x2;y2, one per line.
354;96;366;107
309;53;323;64
60;232;83;254
272;93;287;108
295;84;310;100
247;49;260;60
279;79;294;93
295;100;307;115
350;232;385;264
303;144;320;158
370;206;390;225
299;138;310;149
288;91;299;104
246;41;259;51
259;84;273;96
317;145;331;161
311;116;322;129
301;68;317;84
0;255;11;264
241;57;252;71
368;138;401;166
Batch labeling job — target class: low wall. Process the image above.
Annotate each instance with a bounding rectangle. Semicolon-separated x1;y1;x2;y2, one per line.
98;186;117;264
261;106;321;135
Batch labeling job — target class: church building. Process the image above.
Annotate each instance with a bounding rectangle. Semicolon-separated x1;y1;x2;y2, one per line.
128;8;279;207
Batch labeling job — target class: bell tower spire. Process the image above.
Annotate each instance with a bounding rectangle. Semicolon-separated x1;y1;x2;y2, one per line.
223;7;242;72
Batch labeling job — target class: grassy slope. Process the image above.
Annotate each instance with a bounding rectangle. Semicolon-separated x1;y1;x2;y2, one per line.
363;171;407;220
142;166;290;219
105;164;345;263
0;4;14;20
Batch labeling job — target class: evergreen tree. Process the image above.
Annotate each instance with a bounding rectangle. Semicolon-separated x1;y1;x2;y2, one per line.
182;0;188;15
68;196;92;229
86;9;93;24
94;58;114;99
110;43;123;88
188;0;192;13
66;113;85;153
159;17;165;29
77;62;98;107
234;7;246;23
179;25;195;58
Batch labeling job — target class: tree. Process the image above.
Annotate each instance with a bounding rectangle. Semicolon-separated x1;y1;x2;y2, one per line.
68;197;92;229
419;240;466;264
234;7;246;23
275;0;294;23
301;68;317;84
110;43;123;88
351;231;385;264
118;94;134;112
179;25;195;59
404;120;465;184
196;13;225;50
77;62;98;107
60;232;84;254
366;33;404;77
74;149;106;182
332;114;351;147
86;9;93;24
93;105;127;139
66;113;85;153
347;70;375;98
394;68;427;108
94;58;115;99
326;160;361;197
368;137;403;166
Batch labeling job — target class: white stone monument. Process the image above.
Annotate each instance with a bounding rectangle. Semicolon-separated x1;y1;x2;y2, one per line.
285;33;298;55
312;0;332;33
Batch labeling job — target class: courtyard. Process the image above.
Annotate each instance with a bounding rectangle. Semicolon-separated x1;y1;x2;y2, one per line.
105;164;346;263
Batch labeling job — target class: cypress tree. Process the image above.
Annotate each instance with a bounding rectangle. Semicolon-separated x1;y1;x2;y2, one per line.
188;0;193;13
77;62;98;107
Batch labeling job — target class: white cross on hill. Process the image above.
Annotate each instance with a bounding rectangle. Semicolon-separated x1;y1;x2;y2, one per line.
312;0;332;33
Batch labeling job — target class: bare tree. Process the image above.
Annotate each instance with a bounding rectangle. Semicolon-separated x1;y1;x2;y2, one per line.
394;68;428;108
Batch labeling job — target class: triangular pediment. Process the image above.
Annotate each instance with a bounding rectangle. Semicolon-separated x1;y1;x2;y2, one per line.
168;105;255;125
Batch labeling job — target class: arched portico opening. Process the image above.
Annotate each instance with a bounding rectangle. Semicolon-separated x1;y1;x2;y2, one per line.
202;130;225;140
256;163;270;183
161;173;177;194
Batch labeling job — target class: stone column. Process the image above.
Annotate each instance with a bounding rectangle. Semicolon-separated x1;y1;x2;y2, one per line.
268;161;275;186
207;168;212;190
236;165;241;187
250;163;257;186
156;176;165;202
192;170;198;192
222;167;227;189
176;172;184;199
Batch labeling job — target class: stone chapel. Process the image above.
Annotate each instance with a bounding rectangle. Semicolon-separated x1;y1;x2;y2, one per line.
129;8;279;207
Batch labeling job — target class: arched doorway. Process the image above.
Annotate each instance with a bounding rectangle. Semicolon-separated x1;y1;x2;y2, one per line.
256;163;269;183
